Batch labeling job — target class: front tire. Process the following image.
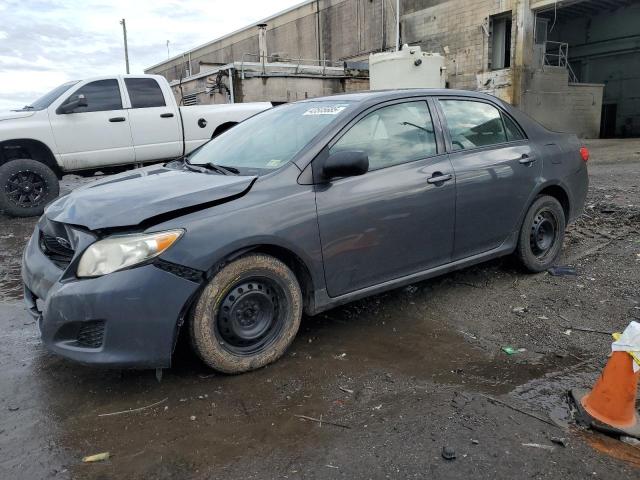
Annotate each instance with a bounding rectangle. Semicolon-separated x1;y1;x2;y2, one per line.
190;254;303;374
0;159;59;217
515;195;566;272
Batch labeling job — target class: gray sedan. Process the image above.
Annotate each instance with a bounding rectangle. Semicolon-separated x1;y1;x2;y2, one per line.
21;89;588;373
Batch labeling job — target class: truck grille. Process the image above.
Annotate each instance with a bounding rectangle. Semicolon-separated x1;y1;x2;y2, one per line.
39;231;75;268
76;321;105;349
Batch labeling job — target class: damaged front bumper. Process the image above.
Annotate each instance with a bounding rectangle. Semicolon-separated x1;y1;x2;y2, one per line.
21;222;202;368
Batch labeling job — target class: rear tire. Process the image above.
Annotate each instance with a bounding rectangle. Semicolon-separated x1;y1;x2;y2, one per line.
515;195;566;272
190;254;302;374
0;159;59;217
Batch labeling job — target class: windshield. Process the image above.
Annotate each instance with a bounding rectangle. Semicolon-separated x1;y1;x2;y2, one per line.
21;81;80;111
188;100;353;175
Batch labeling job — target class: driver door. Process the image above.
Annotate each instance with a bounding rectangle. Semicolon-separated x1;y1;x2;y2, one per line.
48;79;135;170
314;99;456;297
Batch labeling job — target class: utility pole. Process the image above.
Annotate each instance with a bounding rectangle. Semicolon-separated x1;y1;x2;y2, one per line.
120;18;130;74
166;40;170;59
395;0;400;51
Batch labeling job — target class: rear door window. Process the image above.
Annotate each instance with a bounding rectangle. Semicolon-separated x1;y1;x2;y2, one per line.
439;99;507;151
70;79;123;113
125;78;166;108
330;101;437;171
502;113;525;141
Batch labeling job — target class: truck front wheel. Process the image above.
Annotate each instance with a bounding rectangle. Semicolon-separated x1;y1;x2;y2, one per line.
0;159;60;217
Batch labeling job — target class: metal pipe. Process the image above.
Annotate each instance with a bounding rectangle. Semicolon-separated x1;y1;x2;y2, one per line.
227;68;235;104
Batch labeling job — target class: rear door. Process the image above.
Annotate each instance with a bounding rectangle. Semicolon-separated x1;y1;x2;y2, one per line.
124;77;182;162
436;98;540;260
314;99;456;297
49;79;134;170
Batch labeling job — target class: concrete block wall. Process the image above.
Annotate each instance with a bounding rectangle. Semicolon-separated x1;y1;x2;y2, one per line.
522;74;603;138
401;0;516;98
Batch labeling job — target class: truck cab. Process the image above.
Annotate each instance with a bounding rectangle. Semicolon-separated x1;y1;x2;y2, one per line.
0;74;271;217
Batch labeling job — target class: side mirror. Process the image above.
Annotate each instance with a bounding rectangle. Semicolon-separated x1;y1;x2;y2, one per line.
57;94;88;114
322;150;369;180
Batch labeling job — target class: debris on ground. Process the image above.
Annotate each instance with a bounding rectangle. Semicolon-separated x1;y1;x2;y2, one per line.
548;266;578;277
82;452;110;463
294;414;351;429
441;446;456;460
512;306;528;315
502;346;526;355
551;437;568;447
7;406;19;411
522;443;555;451
338;386;354;394
97;397;168;417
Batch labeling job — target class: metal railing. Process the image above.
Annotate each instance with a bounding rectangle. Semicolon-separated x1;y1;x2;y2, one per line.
543;41;579;83
239;52;343;79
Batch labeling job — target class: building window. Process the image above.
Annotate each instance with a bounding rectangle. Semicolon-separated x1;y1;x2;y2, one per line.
490;13;512;70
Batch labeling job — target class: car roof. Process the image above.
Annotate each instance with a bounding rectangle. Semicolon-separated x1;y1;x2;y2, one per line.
297;89;504;105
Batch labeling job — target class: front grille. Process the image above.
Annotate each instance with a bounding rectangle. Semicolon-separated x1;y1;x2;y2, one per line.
39;231;75;268
76;321;105;348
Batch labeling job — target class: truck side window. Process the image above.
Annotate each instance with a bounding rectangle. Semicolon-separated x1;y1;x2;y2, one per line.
71;80;123;113
125;78;166;108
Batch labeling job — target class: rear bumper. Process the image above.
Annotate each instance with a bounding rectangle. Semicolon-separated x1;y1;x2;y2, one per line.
21;230;201;368
567;165;589;224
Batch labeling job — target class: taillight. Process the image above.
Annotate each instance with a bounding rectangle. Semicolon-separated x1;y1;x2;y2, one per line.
579;146;589;162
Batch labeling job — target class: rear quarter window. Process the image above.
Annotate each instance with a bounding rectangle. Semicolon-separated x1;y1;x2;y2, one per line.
125;78;166;108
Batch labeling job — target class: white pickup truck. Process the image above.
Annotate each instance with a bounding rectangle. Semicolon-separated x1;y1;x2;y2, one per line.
0;74;271;216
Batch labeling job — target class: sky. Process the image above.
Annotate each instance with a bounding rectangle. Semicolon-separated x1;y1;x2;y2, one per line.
0;0;303;110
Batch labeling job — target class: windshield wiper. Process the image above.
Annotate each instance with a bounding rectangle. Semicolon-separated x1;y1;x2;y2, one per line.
202;162;240;175
22;105;34;110
214;164;240;175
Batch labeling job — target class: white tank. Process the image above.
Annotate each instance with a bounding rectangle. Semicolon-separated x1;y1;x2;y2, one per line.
369;45;447;90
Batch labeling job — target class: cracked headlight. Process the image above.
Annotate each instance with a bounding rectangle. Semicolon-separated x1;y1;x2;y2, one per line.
77;229;184;278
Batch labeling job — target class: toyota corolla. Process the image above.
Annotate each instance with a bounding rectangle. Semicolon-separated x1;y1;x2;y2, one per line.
21;90;588;373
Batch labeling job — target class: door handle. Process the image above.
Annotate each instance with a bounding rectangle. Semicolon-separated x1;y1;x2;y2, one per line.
518;154;536;165
109;117;126;122
427;172;453;184
160;113;174;118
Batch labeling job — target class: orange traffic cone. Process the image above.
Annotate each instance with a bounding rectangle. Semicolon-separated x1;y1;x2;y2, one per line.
571;351;640;438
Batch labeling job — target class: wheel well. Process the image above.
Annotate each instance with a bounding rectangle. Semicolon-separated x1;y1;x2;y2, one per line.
538;185;570;221
215;244;316;315
0;139;62;178
211;121;238;139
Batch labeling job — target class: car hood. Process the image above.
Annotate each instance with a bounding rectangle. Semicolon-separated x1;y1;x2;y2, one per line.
45;165;256;230
0;110;36;121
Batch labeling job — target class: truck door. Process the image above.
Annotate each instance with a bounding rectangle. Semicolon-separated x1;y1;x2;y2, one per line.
49;79;135;170
124;77;182;162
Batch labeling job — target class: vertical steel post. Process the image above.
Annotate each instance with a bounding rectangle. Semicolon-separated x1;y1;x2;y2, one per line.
120;19;130;74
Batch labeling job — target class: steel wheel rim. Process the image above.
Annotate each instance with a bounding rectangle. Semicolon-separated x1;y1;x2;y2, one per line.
5;170;47;207
216;278;286;356
530;208;558;259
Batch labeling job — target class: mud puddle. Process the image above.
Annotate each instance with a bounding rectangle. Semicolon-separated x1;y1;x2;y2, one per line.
1;282;581;479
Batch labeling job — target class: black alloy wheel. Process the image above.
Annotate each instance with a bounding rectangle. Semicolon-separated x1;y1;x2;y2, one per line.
5;170;47;208
0;159;60;217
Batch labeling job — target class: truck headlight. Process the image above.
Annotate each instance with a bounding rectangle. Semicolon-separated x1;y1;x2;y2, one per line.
77;229;184;278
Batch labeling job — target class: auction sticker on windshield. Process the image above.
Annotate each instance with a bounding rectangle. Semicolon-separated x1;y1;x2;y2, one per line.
303;104;349;116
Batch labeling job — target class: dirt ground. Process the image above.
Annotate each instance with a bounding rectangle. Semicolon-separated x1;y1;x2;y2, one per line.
0;139;639;479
